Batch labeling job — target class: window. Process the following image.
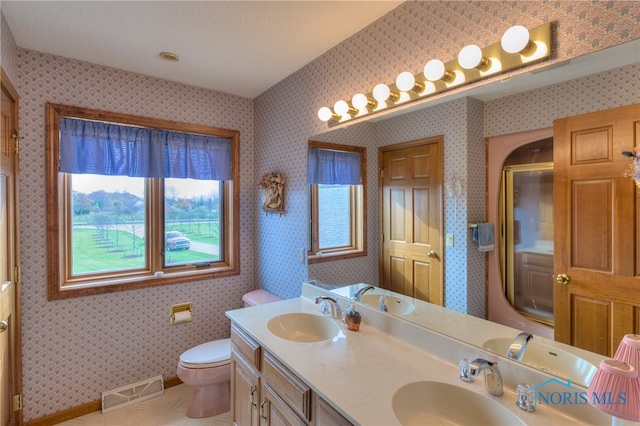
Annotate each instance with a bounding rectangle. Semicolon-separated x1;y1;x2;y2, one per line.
46;103;239;299
308;141;366;263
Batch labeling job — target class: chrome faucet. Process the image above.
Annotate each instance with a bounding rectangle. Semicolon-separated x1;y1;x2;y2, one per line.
459;358;503;396
315;296;342;320
506;332;533;362
353;285;375;301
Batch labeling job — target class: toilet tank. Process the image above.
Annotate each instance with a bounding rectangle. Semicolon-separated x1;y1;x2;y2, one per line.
242;289;281;307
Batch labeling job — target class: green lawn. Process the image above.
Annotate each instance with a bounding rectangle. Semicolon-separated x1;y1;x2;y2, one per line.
72;227;220;274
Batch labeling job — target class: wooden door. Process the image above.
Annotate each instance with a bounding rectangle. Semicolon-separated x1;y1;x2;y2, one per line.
554;103;640;356
1;70;21;426
380;137;443;305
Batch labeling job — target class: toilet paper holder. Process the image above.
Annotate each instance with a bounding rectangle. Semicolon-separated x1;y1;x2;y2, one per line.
171;302;192;325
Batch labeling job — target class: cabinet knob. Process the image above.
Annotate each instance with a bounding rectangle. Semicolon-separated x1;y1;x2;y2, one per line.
555;274;570;285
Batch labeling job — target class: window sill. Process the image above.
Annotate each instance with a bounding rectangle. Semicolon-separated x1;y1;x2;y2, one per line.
307;249;366;264
49;265;238;300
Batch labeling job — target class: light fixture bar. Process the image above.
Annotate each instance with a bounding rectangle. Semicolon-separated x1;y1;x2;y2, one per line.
319;22;552;127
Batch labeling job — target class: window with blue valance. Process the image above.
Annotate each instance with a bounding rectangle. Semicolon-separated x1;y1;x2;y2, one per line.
59;117;232;181
307;147;362;185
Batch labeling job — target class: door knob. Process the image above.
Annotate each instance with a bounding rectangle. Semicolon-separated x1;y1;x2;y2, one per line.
0;320;7;333
427;250;438;258
555;274;570;285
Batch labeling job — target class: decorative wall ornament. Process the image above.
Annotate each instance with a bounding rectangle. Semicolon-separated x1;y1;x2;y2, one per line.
258;172;286;214
622;148;640;188
445;176;465;218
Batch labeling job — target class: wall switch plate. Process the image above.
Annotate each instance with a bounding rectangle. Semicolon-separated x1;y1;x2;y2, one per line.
446;234;455;247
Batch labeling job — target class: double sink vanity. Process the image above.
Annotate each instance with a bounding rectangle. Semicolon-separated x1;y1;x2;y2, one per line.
225;282;611;425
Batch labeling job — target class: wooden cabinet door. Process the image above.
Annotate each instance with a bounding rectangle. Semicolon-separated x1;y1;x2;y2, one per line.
232;352;260;426
380;137;443;305
315;396;352;426
553;103;640;356
260;384;306;426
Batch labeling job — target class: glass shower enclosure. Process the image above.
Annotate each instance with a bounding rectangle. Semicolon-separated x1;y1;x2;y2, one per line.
501;162;554;325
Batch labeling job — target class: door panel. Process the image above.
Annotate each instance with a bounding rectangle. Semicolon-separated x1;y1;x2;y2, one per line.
571;296;610;357
380;137;443;305
554;103;640;356
572;180;611;271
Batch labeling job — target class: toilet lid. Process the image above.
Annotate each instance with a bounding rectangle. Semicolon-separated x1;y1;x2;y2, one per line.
180;338;231;369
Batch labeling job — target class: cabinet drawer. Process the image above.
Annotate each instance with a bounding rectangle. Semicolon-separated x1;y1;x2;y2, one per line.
263;351;312;422
231;323;261;372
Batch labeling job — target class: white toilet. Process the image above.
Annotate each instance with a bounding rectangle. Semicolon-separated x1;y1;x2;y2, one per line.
176;289;281;418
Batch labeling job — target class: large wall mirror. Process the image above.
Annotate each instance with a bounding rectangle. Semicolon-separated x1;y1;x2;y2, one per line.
306;40;640;388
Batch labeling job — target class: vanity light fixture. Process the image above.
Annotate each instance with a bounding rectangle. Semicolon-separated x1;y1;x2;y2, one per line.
318;23;552;127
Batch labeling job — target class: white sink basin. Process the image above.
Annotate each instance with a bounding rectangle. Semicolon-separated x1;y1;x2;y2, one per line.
483;337;597;386
360;294;414;315
267;313;340;343
392;381;524;425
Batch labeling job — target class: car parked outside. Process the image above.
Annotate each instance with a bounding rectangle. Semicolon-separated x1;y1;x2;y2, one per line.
165;231;191;250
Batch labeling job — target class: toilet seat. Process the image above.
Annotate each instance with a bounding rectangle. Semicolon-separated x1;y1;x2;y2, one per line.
179;338;231;369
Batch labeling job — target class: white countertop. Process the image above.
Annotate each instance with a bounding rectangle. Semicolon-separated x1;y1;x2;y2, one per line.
226;297;606;425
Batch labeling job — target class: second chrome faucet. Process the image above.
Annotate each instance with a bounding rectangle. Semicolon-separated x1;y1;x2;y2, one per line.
315;296;342;320
506;332;533;361
459;358;503;396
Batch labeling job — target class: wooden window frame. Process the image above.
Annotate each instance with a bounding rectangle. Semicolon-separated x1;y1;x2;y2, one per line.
307;141;366;264
46;103;240;299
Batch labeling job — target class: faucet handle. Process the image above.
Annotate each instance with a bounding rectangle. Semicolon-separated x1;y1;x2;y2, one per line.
318;300;331;315
516;383;536;412
458;358;474;383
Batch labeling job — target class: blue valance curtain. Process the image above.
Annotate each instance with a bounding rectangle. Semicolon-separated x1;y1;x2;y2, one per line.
307;148;361;185
59;117;232;180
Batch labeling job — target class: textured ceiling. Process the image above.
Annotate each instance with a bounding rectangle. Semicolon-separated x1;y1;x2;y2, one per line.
2;1;403;98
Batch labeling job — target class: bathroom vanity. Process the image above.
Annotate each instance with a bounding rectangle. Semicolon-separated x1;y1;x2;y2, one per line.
230;322;351;425
226;283;611;425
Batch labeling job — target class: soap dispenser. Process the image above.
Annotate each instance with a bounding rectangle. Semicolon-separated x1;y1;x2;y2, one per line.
344;299;361;331
378;293;388;312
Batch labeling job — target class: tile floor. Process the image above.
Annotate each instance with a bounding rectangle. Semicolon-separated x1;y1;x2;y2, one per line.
57;384;230;426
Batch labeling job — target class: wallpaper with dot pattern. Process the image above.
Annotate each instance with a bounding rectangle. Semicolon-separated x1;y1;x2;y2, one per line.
1;12;18;83
2;0;639;421
14;49;256;421
256;0;639;312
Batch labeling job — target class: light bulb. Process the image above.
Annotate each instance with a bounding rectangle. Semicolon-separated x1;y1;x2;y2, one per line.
352;93;376;111
373;83;391;102
317;107;333;122
395;71;416;92
501;25;531;54
424;59;446;81
458;45;485;69
333;100;350;116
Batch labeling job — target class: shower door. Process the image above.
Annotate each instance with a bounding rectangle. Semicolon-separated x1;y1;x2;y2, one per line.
502;163;554;325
